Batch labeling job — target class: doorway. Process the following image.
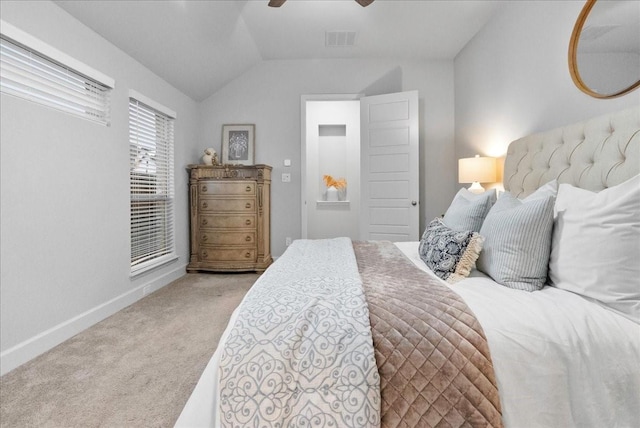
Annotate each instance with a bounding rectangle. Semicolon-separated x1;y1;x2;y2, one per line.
301;96;361;239
301;91;419;241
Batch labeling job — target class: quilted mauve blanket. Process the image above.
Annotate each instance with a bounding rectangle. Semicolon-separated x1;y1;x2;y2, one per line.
355;240;502;428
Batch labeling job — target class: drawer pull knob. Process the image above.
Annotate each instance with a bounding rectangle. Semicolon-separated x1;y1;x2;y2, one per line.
202;219;208;225
202;185;207;192
245;202;251;209
202;202;208;209
246;186;251;192
202;235;208;241
245;236;251;242
202;250;208;258
245;219;251;225
245;252;251;258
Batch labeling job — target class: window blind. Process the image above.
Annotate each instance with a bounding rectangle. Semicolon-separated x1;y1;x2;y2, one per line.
129;97;175;273
0;35;112;125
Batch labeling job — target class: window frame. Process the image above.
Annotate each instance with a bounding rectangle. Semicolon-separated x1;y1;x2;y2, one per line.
129;90;177;276
0;20;114;125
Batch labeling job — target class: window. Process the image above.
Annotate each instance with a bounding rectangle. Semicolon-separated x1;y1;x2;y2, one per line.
129;92;176;274
0;21;113;125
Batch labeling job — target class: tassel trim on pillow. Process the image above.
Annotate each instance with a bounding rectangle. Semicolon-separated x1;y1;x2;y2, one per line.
447;234;485;284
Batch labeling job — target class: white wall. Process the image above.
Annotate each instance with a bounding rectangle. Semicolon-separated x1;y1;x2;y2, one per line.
454;1;639;165
199;59;456;255
0;1;199;374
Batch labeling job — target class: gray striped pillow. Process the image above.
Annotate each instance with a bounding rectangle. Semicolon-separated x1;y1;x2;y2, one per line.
443;188;497;232
476;192;555;291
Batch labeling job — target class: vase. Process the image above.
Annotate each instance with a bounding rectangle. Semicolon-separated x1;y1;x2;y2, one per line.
338;187;347;201
326;186;339;201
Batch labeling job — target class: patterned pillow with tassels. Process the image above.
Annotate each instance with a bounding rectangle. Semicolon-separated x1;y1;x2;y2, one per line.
419;217;484;283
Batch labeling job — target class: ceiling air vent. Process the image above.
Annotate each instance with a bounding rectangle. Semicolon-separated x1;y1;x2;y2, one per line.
325;31;356;47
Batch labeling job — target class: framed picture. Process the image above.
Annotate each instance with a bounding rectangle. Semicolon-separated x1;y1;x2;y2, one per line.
221;124;255;165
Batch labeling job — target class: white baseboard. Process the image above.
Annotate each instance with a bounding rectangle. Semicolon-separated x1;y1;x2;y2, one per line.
0;264;187;376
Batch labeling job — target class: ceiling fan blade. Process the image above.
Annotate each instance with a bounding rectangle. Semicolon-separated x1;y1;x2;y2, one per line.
268;0;286;7
269;0;372;7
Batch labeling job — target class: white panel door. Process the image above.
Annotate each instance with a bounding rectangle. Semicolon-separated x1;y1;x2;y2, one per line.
360;90;419;241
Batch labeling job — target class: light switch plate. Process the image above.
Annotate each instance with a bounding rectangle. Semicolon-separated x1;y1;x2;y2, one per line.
284;159;291;167
282;173;291;182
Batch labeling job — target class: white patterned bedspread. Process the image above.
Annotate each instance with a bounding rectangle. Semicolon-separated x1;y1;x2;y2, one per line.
217;238;380;427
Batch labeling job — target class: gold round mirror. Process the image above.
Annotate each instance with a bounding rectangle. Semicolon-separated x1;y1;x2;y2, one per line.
569;0;640;99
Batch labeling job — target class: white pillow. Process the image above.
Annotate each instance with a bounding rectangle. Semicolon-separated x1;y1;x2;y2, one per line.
549;174;640;323
525;179;558;201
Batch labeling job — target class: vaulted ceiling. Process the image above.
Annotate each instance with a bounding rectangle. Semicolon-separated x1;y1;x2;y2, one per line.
55;0;503;101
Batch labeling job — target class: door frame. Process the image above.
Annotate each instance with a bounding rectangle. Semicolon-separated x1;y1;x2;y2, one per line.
300;93;360;239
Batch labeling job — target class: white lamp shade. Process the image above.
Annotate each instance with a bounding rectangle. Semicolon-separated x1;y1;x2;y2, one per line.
458;156;497;184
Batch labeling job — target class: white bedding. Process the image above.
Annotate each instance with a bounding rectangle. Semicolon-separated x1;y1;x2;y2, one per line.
396;241;640;427
176;241;640;428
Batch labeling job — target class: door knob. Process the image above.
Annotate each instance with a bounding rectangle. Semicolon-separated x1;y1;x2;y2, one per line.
411;201;417;206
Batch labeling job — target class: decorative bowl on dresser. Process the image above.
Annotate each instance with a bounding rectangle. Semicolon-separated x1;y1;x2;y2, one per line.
187;164;272;273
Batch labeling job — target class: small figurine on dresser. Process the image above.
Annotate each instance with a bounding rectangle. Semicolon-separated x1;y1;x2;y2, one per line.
201;148;219;166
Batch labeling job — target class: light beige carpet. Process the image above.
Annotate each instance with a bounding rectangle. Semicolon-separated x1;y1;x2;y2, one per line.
0;272;258;428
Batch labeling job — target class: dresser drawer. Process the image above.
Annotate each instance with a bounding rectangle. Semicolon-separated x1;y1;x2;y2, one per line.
200;198;255;212
200;248;256;262
199;231;256;246
200;214;256;229
200;181;255;196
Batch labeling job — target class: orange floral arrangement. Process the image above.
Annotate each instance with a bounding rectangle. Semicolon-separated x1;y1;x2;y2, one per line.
323;175;347;189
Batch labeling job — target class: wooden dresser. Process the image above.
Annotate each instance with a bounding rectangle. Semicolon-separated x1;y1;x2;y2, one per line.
187;164;272;273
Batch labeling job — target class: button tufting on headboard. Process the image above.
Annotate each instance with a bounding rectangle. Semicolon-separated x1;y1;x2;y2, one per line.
504;107;640;197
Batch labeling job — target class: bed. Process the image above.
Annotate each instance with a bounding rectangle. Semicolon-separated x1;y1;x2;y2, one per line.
175;106;640;428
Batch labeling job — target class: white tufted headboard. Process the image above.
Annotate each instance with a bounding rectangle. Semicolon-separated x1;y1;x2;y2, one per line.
504;107;640;198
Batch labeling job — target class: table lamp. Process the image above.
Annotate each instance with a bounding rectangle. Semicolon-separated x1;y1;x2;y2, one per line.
458;155;497;194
